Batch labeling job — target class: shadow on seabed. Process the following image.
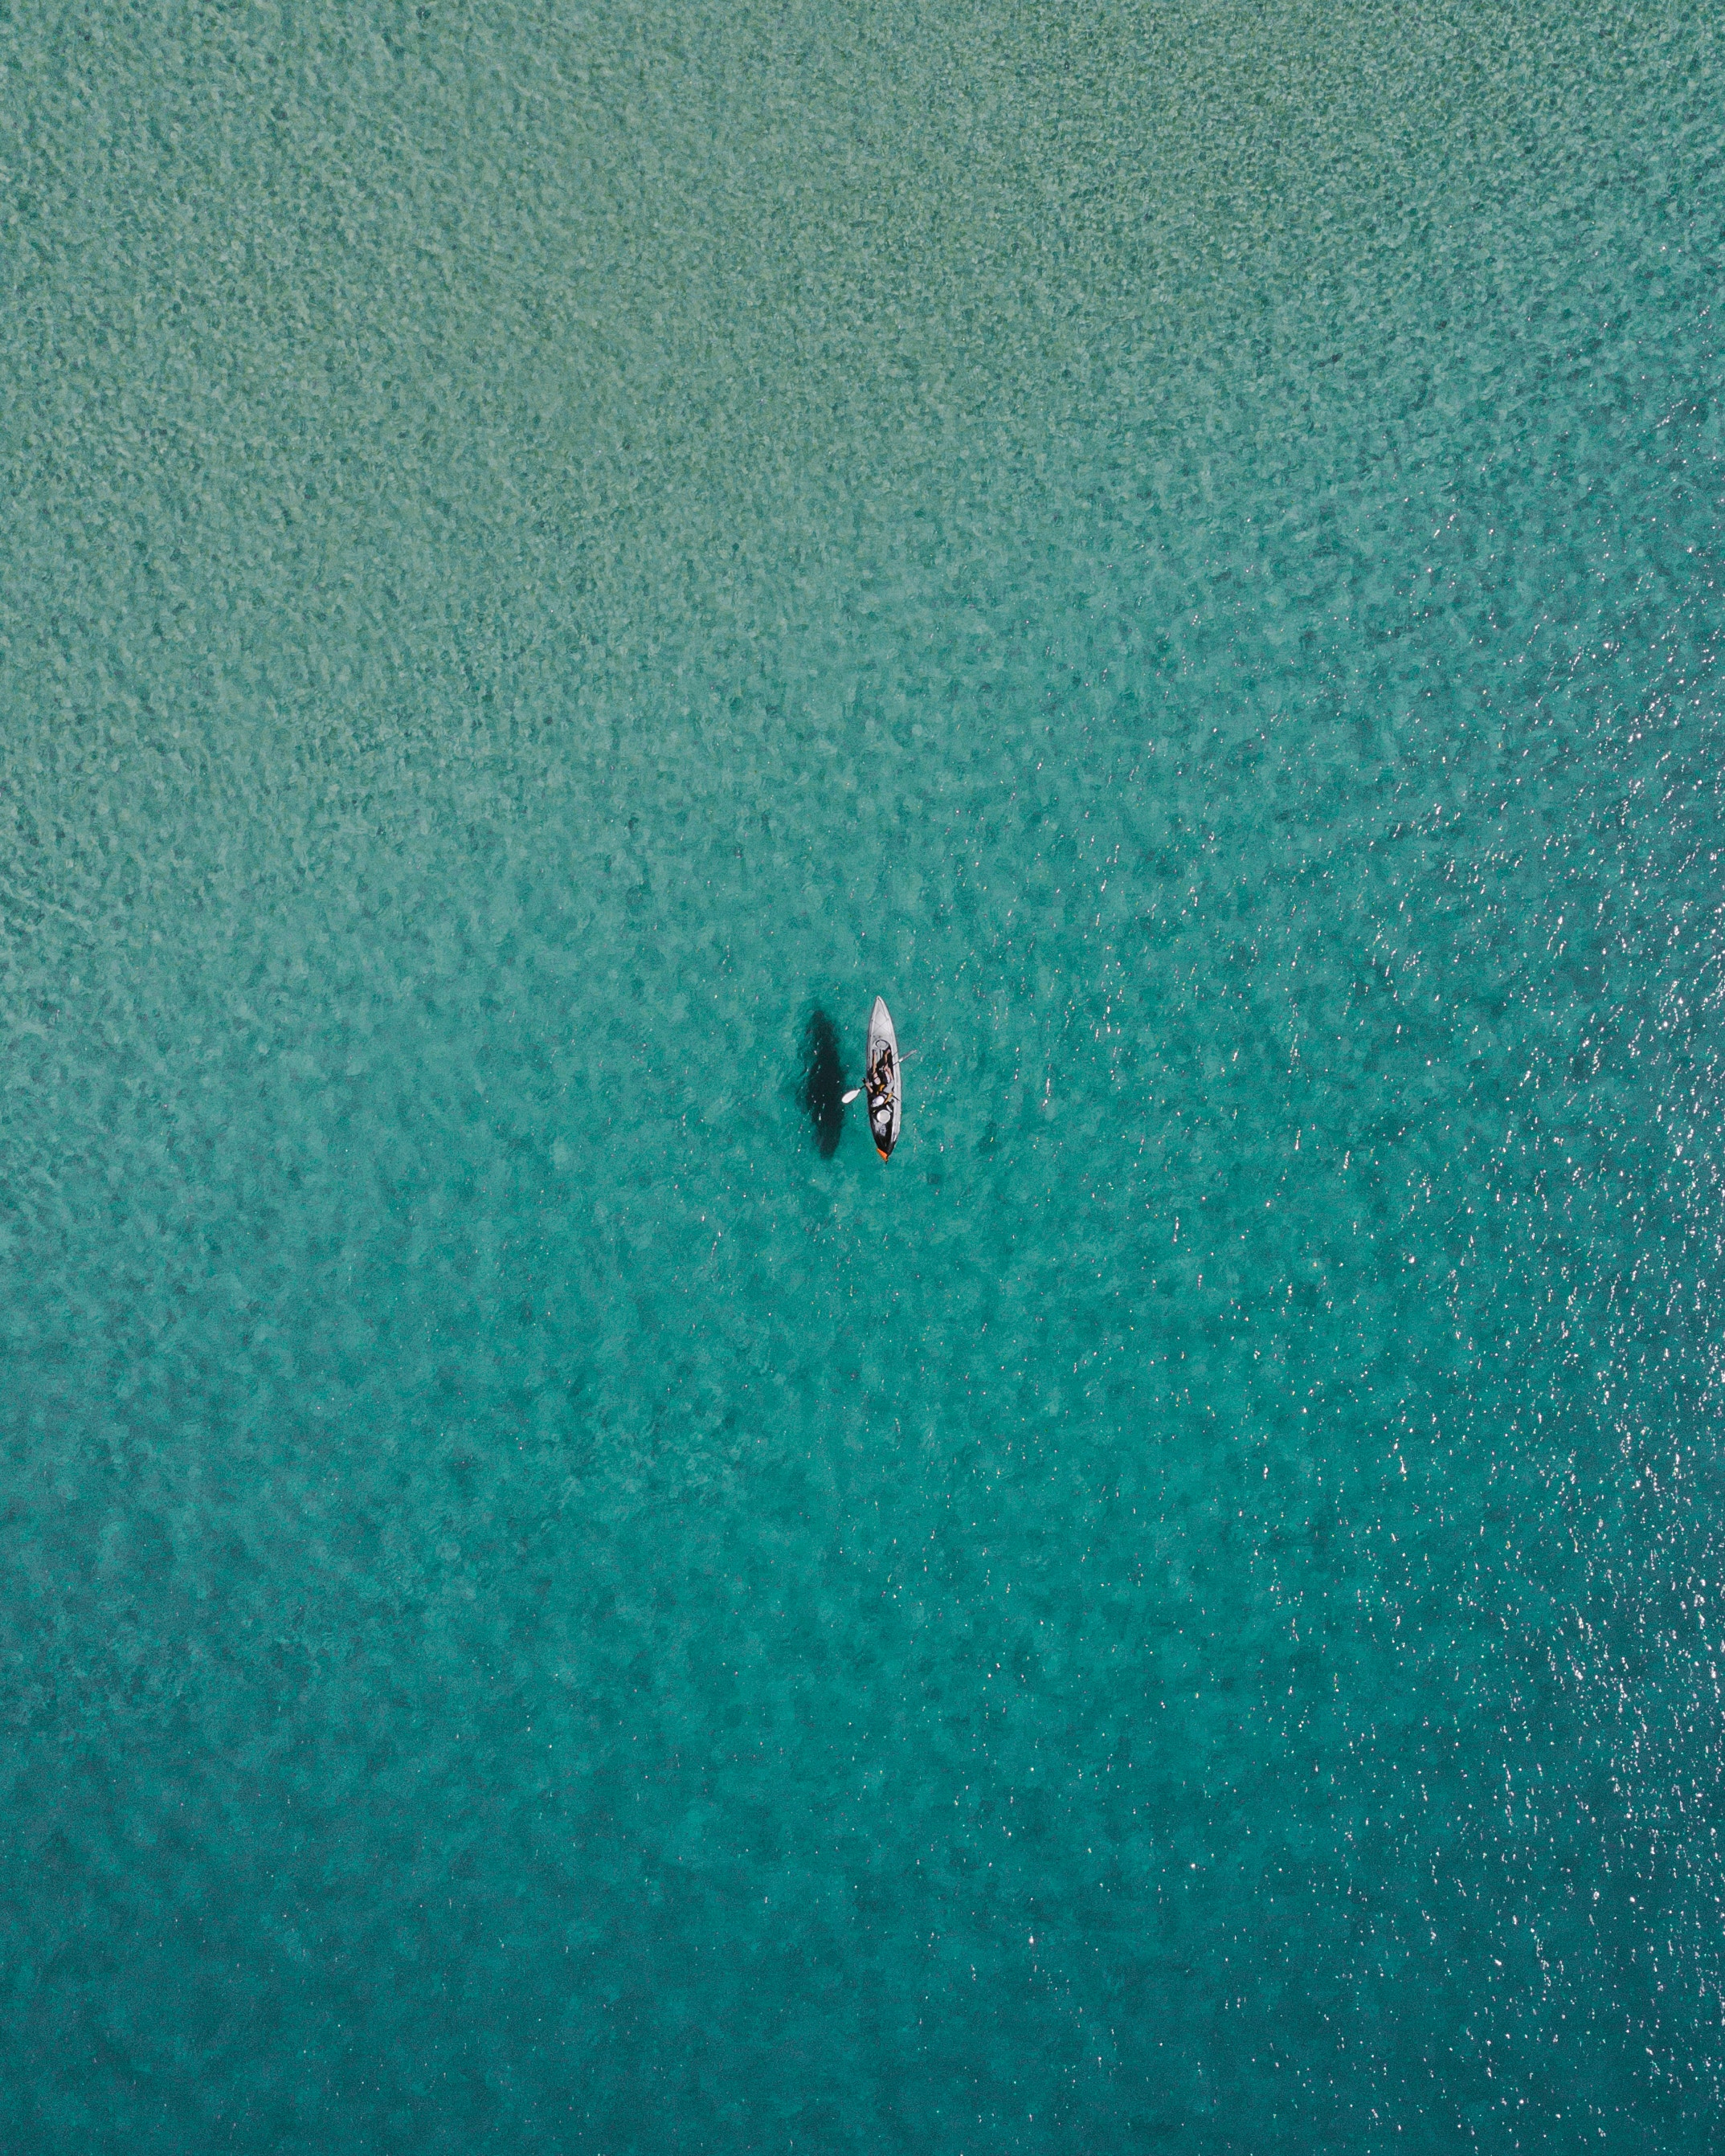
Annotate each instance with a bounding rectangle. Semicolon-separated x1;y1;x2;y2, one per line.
798;1007;846;1158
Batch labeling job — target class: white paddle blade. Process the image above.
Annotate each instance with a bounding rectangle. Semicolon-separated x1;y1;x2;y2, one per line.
840;1088;862;1105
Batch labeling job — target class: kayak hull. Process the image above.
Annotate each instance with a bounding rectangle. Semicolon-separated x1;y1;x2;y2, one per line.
865;996;901;1160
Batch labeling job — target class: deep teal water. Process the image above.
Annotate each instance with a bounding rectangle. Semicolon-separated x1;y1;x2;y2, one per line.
3;2;1723;2149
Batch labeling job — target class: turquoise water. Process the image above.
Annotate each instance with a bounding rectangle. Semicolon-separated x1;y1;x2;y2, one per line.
2;2;1723;2147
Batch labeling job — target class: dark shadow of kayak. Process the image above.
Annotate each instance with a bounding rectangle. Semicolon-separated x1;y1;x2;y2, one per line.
798;1007;846;1158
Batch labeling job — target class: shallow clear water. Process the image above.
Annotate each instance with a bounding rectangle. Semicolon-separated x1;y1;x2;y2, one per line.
2;2;1723;2149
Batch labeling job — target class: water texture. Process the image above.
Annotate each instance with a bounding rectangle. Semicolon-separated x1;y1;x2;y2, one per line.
2;2;1723;2149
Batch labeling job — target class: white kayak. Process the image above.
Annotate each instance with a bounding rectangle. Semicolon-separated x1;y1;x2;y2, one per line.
865;995;901;1161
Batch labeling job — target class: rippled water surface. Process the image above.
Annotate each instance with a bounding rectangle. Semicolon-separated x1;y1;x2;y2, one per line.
3;3;1723;2149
